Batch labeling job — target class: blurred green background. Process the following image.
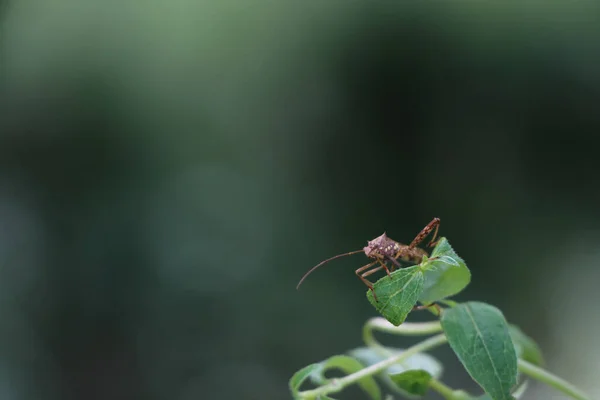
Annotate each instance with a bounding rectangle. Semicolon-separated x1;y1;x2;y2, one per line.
1;1;599;399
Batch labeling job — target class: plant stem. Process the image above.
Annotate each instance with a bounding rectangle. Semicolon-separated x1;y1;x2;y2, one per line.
297;333;448;399
365;317;443;336
363;317;442;354
428;378;459;399
518;359;590;400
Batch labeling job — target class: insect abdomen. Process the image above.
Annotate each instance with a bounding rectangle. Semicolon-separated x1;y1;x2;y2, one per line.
398;248;428;264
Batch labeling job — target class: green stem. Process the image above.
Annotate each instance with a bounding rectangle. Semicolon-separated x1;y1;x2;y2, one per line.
428;378;459;399
518;359;590;400
297;333;448;399
365;317;443;336
363;317;442;354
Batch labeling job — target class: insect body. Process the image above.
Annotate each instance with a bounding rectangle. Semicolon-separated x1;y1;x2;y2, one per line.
296;218;440;301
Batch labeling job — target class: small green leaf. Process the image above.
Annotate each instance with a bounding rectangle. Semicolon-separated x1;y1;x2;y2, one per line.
349;347;442;398
310;355;381;400
389;370;432;396
367;266;424;326
509;325;544;366
289;363;320;395
419;238;471;304
441;302;518;400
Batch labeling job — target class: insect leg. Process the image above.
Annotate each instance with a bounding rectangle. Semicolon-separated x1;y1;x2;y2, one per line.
377;259;393;277
408;217;440;249
355;261;378;289
355;261;381;301
427;220;440;247
384;255;402;270
361;265;385;279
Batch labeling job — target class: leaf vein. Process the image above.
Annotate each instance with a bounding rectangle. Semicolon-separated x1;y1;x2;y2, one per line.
464;305;506;394
380;272;419;311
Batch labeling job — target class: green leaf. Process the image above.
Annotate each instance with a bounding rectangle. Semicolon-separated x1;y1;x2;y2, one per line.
441;302;518;400
349;347;442;398
509;325;544;366
289;363;320;396
310;355;381;400
389;370;432;396
367;265;424;326
418;237;471;304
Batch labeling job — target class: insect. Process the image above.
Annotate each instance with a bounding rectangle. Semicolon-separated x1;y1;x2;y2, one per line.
296;218;441;301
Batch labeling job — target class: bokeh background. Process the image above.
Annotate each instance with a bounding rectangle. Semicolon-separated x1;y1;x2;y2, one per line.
1;1;599;399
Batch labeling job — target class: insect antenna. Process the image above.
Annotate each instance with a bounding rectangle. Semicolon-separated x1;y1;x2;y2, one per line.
296;250;363;290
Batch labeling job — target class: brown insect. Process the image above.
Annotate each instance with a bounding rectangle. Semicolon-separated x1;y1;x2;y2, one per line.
296;218;441;301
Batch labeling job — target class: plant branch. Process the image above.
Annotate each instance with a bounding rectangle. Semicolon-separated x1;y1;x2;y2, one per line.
362;317;591;400
296;333;448;399
518;359;590;400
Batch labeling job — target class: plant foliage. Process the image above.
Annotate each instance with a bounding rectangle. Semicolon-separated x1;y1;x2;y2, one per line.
291;236;590;400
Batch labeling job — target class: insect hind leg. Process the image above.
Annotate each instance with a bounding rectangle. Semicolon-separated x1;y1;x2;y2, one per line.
409;217;441;249
427;219;440;247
